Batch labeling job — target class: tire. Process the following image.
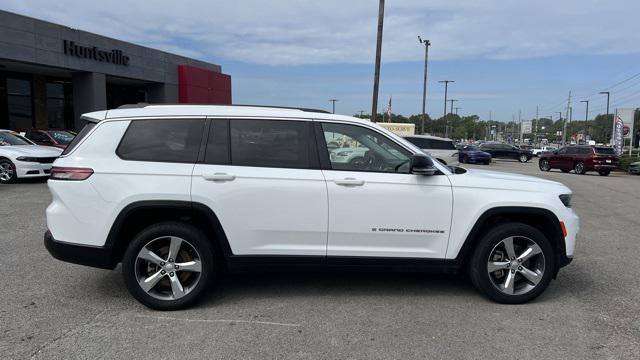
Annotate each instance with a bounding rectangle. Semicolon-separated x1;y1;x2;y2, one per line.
122;222;216;310
519;154;529;163
598;170;610;176
574;161;586;175
0;158;17;184
539;159;550;171
468;222;555;304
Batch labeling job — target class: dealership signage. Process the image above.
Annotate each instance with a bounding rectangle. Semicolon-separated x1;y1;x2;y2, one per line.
613;108;634;155
63;40;130;66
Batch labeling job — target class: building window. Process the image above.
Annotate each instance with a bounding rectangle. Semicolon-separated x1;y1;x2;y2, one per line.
7;78;33;130
46;82;65;129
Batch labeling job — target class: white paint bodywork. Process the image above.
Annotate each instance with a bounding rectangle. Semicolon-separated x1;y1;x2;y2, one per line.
0;130;63;178
46;105;578;261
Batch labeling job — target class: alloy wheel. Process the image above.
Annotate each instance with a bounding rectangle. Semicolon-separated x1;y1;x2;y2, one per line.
539;160;550;171
134;236;202;301
0;161;14;182
486;236;545;296
519;154;528;163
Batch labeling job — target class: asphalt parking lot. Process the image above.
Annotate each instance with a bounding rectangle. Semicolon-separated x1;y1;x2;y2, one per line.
1;160;639;359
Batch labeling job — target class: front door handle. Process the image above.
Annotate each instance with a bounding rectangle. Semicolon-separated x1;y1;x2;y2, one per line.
202;172;236;182
334;178;365;186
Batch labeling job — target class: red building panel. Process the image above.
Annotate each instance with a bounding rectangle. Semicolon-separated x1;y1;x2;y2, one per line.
178;65;231;104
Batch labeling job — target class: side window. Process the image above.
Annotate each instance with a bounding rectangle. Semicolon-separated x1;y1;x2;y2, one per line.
117;119;205;163
321;122;411;173
229;119;312;169
432;139;456;150
557;147;568;154
27;131;48;142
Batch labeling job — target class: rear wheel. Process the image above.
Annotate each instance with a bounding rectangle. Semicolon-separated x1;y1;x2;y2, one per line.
519;154;529;163
468;222;555;304
0;159;17;184
122;222;215;310
539;159;550;171
598;170;610;176
574;161;586;175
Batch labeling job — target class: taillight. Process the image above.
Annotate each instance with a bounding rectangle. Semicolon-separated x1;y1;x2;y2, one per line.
49;167;94;181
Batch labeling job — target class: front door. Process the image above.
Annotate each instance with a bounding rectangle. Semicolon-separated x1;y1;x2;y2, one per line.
191;118;328;256
317;121;453;259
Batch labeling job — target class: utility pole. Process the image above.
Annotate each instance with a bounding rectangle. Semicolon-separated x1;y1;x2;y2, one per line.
563;91;572;146
370;0;385;123
600;91;610;143
418;36;431;134
535;105;539;143
447;99;458;138
329;99;338;114
454;107;462;115
518;109;523;143
439;80;454;137
580;99;589;142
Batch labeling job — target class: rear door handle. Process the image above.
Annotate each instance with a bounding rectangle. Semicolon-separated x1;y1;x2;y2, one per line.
202;172;236;182
334;178;365;186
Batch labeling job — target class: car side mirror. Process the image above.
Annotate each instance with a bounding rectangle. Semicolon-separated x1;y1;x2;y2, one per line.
410;153;437;176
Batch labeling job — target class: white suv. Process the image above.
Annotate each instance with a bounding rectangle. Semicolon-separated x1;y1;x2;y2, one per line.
403;135;460;166
45;105;579;310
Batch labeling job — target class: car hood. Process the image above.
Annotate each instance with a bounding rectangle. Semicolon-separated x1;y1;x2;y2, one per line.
449;168;569;193
0;145;63;157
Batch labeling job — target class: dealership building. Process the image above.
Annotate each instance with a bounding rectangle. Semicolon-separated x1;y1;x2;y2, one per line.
0;10;232;131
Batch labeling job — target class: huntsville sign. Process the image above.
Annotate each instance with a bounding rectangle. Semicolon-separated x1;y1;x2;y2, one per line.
63;40;130;66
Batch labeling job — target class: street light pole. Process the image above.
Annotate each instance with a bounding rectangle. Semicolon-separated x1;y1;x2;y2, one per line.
580;100;589;141
439;80;454;137
370;0;385;123
329;99;338;114
418;36;431;134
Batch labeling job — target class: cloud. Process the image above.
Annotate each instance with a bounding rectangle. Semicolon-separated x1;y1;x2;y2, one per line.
2;0;639;66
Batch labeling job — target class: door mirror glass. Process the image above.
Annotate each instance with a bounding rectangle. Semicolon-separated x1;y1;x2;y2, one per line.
410;153;437;176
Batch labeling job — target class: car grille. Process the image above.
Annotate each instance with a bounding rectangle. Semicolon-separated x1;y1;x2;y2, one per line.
37;157;58;164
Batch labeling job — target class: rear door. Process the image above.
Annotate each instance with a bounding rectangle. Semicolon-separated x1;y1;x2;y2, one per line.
191;118;328;256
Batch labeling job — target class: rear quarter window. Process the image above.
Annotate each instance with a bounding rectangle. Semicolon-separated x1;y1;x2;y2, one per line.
61;123;95;155
116;119;205;163
595;147;615;155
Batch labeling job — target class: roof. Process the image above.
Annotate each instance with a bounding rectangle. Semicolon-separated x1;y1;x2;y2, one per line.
82;104;368;124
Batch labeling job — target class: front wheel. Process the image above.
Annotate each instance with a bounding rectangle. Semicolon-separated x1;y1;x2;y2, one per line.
0;159;17;184
539;159;550;171
122;222;215;310
468;222;555;304
519;154;529;163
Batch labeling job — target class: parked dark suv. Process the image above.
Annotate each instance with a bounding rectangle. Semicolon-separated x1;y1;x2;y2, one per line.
538;146;619;176
479;143;532;162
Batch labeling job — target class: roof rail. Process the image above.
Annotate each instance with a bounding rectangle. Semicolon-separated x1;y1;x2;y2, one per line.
116;103;331;114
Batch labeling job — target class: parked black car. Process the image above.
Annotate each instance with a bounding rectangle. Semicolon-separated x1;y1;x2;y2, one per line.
480;143;532;162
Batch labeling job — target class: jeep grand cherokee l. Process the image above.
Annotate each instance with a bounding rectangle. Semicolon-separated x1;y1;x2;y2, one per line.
44;105;579;310
539;145;619;175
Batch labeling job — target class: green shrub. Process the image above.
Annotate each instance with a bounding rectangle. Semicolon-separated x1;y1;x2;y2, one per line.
619;154;640;171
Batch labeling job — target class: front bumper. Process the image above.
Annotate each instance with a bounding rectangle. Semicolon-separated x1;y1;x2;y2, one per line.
44;230;116;269
16;161;53;178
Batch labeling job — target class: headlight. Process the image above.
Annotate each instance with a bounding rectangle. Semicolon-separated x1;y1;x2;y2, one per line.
559;194;572;208
16;156;38;162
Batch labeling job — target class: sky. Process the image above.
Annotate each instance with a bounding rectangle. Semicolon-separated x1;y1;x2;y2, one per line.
3;0;640;121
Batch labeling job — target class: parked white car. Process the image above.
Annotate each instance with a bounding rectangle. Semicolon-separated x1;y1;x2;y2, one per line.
531;146;558;157
402;135;460;166
44;105;578;309
0;129;63;184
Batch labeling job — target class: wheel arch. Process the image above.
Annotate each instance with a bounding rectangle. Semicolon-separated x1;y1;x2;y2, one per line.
105;200;232;268
455;206;568;275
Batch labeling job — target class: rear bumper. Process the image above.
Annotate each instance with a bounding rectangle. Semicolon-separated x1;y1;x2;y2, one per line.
592;164;617;170
44;230;116;269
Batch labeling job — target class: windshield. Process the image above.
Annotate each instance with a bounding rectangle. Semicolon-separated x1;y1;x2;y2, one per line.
595;147;615;155
47;130;75;144
0;131;32;146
